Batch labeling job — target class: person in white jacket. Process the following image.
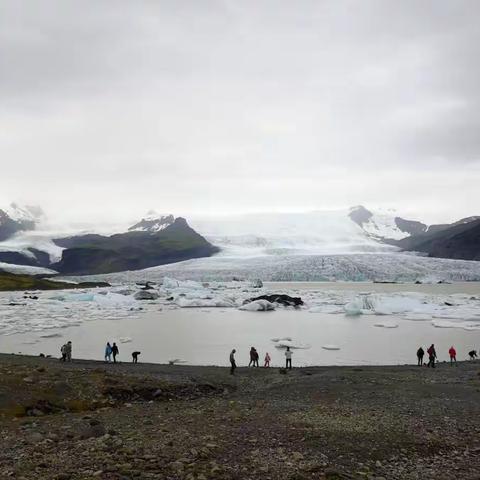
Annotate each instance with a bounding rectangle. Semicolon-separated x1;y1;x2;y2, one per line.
285;347;292;369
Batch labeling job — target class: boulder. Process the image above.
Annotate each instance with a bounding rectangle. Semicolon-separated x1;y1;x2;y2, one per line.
246;294;303;307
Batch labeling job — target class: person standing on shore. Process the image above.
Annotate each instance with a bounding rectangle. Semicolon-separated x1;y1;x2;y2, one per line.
230;349;237;375
427;344;437;368
248;347;256;367
112;342;119;363
105;342;112;362
264;352;271;367
253;348;260;367
449;346;457;365
285;347;292;370
65;341;72;362
416;347;424;366
60;343;67;362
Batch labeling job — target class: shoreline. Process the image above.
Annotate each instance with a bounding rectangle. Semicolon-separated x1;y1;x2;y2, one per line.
0;351;470;370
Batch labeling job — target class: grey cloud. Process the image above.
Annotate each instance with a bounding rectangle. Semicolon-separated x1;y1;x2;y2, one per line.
0;0;479;224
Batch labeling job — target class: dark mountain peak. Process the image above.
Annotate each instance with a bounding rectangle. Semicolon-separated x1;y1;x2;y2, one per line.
348;205;373;227
394;217;427;236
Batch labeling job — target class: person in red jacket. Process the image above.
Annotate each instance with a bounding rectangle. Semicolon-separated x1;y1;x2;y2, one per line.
449;346;457;365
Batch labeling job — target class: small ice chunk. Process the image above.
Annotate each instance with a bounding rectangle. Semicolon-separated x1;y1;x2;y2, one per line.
374;321;399;328
345;299;364;316
239;300;275;311
322;344;340;350
119;337;132;343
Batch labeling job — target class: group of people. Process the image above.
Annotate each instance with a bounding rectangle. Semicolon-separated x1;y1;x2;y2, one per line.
230;346;292;375
104;342;120;363
57;341;142;364
416;345;478;368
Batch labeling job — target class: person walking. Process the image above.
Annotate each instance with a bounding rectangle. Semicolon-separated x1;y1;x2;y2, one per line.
111;342;119;363
230;349;237;375
65;341;72;362
105;342;112;362
427;344;437;368
416;347;424;366
285;346;292;370
60;343;67;362
264;352;271;367
449;346;457;365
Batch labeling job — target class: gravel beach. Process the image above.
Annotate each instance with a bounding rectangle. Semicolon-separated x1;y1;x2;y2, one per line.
1;354;480;479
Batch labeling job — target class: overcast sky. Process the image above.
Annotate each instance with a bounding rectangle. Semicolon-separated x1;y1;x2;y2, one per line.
1;0;479;225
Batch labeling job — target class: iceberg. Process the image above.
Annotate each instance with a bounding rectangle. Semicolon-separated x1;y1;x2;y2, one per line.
239;299;275;311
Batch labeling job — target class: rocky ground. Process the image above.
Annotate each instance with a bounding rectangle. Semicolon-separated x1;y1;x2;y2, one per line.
1;354;480;479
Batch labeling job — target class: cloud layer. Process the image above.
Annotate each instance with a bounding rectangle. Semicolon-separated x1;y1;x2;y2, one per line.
1;0;479;224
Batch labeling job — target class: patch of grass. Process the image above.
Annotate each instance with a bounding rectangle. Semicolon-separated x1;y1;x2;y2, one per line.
0;272;109;291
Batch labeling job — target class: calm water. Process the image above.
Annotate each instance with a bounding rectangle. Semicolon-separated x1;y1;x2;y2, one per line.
1;284;480;366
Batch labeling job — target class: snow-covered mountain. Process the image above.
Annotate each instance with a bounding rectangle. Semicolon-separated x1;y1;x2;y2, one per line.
348;205;427;241
128;211;175;233
1;204;479;281
0;202;44;241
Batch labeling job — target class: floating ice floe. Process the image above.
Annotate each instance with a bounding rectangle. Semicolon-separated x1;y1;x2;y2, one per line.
374;321;399;328
239;299;275;311
432;320;480;331
274;339;311;349
322;344;341;350
176;297;235;308
119;337;132;343
271;337;292;342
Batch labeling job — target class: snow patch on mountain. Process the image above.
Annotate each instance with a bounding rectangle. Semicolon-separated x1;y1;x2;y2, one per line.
4;203;44;225
128;211;175;233
349;206;410;240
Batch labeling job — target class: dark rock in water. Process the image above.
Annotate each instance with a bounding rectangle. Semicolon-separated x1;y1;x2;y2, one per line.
247;294;303;307
137;281;156;290
134;290;160;300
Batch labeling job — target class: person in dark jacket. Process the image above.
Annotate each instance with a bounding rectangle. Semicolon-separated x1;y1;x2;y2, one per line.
253;348;259;367
417;347;424;366
249;347;259;367
111;342;119;363
230;349;237;375
132;351;141;363
427;344;437;368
